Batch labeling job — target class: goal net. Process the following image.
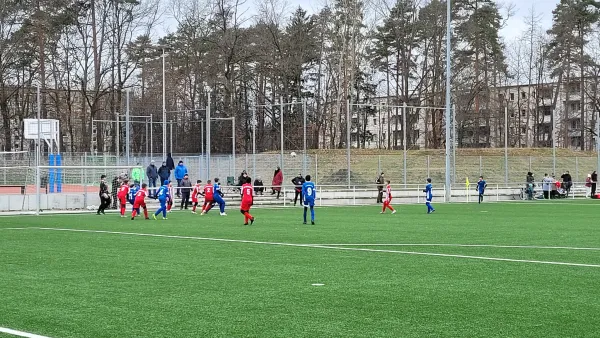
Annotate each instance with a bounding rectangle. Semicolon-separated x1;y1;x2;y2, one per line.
0;165;142;213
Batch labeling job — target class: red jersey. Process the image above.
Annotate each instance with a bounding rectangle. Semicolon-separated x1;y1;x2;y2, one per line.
241;183;253;202
385;184;392;201
134;189;148;202
204;184;214;200
117;184;129;199
168;184;174;198
192;184;202;200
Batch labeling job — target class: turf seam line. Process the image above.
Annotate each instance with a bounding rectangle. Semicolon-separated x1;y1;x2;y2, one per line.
0;327;52;338
12;227;600;268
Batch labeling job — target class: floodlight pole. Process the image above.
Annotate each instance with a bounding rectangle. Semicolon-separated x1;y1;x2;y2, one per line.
303;99;307;175
280;96;284;171
126;90;130;166
346;99;351;188
206;92;211;180
504;105;508;184
403;102;407;186
232;116;236;179
252;106;256;179
444;0;452;201
597;112;600;175
162;48;167;161
36;86;41;215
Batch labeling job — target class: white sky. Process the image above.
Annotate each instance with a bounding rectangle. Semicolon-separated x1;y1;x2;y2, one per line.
157;0;560;46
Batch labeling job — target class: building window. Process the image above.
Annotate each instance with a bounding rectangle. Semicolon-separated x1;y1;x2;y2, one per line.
510;93;515;101
570;118;581;130
569;101;581;112
373;119;377;125
521;127;526;134
521;92;526;99
382;118;386;125
521;109;526;117
541;106;552;116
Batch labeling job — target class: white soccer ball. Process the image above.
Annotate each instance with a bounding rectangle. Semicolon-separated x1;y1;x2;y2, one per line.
290;152;297;157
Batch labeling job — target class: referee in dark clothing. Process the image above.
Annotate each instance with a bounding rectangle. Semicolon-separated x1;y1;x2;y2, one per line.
97;175;111;215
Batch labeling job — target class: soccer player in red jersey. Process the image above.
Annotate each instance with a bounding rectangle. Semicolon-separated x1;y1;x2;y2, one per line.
381;180;396;214
131;183;150;220
191;180;202;213
167;181;174;212
240;177;255;225
200;180;214;215
117;180;130;217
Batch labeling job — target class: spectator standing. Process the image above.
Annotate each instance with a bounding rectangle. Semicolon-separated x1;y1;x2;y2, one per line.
97;175;111;215
542;173;553;199
525;172;535;200
180;173;192;209
166;153;175;171
158;161;170;185
271;166;283;199
585;174;592;197
174;161;188;197
561;171;572;196
292;173;306;206
592;171;598;196
146;160;159;197
131;163;143;185
376;172;384;203
254;176;264;195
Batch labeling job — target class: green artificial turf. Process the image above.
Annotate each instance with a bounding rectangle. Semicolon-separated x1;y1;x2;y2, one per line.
1;201;599;338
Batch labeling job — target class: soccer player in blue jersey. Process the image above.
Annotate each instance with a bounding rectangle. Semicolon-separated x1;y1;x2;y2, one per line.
153;180;170;220
128;183;140;216
302;175;316;225
203;178;228;216
476;176;487;204
423;178;435;214
213;178;227;215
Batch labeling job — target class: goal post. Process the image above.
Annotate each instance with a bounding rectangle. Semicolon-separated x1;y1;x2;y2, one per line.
0;165;143;214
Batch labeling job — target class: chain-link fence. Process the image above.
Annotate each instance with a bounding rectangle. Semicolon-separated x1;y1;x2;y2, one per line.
2;151;598;188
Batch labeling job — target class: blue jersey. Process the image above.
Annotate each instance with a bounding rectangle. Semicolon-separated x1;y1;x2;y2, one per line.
302;181;316;201
425;183;433;201
214;183;224;197
477;180;486;193
156;185;170;200
128;185;139;202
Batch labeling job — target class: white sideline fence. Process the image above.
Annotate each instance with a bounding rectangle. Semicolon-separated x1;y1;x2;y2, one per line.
0;172;596;213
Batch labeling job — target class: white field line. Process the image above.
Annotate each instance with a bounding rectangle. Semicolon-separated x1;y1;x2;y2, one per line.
0;327;52;338
2;228;598;251
314;243;600;251
6;227;600;268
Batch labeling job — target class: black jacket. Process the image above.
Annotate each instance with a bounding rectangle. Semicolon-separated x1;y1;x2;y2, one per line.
158;165;170;182
166;153;175;171
561;173;572;182
292;176;305;191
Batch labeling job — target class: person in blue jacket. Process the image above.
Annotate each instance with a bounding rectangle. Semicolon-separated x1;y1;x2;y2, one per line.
174;160;188;197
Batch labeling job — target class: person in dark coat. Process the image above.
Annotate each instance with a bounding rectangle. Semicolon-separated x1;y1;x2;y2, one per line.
238;170;248;186
292;173;305;206
376;172;384;203
254;176;264;195
592;171;598;196
561;171;572;196
158;161;170;186
166;153;175;171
